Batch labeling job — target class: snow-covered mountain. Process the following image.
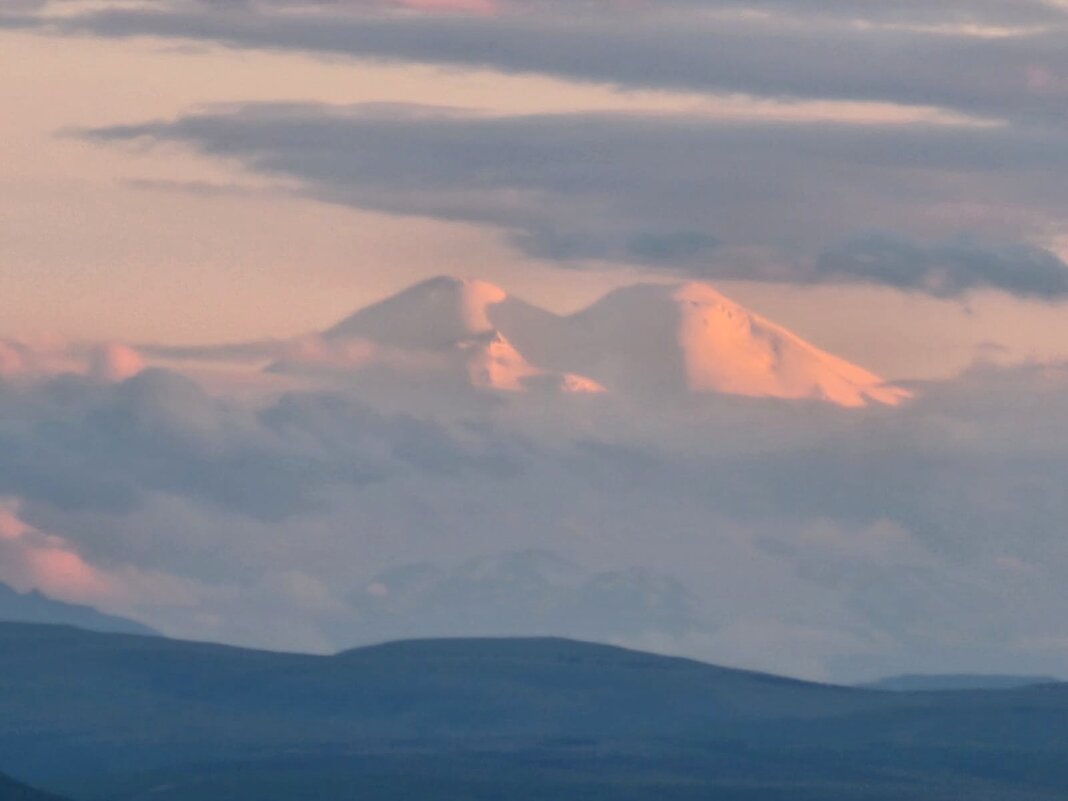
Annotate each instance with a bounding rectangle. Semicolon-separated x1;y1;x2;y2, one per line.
326;276;509;348
555;282;910;407
272;276;603;394
273;275;907;407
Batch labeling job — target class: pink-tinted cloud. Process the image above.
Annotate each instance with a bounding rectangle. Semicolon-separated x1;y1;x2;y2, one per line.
398;0;497;13
0;338;144;384
256;0;499;13
0;499;114;602
90;343;146;382
0;499;206;628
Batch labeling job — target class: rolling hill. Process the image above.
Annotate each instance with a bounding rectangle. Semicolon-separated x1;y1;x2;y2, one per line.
1;623;1066;800
0;773;67;801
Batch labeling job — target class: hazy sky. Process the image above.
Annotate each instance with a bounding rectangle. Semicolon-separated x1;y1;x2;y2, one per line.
3;0;1068;681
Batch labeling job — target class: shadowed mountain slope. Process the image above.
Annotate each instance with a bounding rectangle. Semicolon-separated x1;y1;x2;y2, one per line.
0;583;156;637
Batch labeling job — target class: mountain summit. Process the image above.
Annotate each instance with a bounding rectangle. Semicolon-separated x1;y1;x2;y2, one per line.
275;276;907;407
559;282;910;407
326;276;509;349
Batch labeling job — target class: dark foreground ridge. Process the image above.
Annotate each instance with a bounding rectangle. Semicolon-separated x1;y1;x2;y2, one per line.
0;773;68;801
1;623;1067;800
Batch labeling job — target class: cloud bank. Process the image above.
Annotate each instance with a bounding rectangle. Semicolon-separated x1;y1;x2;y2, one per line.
8;0;1066;297
4;0;1068;681
19;1;1068;127
1;352;1067;680
87;103;1068;296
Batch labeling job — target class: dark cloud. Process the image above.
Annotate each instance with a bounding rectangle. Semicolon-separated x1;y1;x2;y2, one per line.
0;369;523;520
87;103;1068;296
816;234;1068;299
683;0;1067;26
45;0;1068;24
20;1;1068;127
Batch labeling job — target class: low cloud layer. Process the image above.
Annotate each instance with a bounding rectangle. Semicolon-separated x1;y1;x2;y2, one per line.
339;549;702;644
0;368;523;521
87;103;1068;296
1;354;1067;680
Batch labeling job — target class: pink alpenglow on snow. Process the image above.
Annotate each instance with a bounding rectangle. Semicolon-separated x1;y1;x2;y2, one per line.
277;276;907;406
272;276;605;394
670;283;910;407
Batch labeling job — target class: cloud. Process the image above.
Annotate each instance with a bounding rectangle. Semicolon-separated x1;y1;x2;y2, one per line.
86;103;1068;296
0;338;145;384
156;0;499;12
0;498;114;602
21;0;1068;128
147;0;1068;25
0;367;524;521
815;234;1068;299
333;548;703;644
3;329;1068;678
7;0;1068;678
1;348;1067;679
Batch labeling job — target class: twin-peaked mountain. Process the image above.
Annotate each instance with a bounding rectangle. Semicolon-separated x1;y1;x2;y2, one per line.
271;276;908;407
304;277;604;395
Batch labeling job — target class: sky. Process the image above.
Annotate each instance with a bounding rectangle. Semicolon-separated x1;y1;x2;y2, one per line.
2;0;1068;682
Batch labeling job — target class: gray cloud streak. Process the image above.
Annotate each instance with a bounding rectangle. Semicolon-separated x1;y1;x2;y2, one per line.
817;234;1068;298
19;2;1068;127
86;103;1068;296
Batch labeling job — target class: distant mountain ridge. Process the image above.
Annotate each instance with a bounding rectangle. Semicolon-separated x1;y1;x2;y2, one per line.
0;773;67;801
269;276;908;407
337;549;700;645
0;582;156;637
